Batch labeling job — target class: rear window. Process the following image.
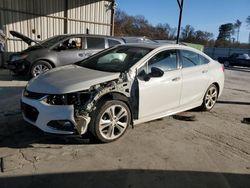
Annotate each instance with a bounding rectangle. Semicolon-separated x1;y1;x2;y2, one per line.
108;39;121;47
86;37;105;49
181;50;209;68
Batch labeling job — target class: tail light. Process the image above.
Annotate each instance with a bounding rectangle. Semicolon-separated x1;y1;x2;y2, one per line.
221;64;224;72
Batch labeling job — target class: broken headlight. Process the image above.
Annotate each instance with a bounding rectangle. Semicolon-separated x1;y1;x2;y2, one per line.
43;91;91;106
23;89;47;100
44;94;67;105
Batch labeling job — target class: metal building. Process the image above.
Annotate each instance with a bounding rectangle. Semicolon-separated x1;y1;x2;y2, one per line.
0;0;115;52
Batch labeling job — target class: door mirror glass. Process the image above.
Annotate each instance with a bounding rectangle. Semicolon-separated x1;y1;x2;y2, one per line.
138;67;164;81
57;43;67;51
150;67;164;77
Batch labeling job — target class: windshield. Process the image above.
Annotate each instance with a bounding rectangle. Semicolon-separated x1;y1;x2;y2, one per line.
39;35;69;48
79;46;152;72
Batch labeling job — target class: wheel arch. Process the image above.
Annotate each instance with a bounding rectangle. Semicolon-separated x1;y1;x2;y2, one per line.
33;59;56;68
95;92;134;124
212;82;220;96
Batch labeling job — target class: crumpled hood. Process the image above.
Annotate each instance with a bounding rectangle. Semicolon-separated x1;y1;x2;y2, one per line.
26;65;120;94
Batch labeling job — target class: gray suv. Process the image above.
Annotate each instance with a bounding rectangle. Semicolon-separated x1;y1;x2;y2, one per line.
8;31;124;77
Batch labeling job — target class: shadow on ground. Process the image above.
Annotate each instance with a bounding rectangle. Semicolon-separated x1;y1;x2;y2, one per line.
0;120;100;149
217;100;250;106
0;69;29;81
0;169;250;188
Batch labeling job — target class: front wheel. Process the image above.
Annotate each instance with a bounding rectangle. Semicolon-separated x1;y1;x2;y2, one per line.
90;100;131;143
200;84;218;111
31;61;52;77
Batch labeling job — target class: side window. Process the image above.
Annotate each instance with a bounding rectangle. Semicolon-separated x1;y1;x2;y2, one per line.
148;50;177;72
181;50;209;68
231;54;238;58
60;37;82;50
86;37;105;49
199;55;210;65
108;39;121;47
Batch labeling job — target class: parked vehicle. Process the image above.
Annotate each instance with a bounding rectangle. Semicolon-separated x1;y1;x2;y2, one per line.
7;31;124;77
218;53;250;67
21;43;224;142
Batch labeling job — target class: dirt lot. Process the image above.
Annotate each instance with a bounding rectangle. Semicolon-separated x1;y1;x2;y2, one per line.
0;67;250;188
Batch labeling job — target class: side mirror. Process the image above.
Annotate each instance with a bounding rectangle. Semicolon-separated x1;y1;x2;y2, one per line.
150;67;164;78
56;43;67;51
138;67;164;82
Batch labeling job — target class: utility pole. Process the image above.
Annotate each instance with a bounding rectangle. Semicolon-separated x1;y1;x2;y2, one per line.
176;0;184;44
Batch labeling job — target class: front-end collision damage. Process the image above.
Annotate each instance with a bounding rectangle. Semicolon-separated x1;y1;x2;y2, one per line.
74;115;91;135
72;72;132;135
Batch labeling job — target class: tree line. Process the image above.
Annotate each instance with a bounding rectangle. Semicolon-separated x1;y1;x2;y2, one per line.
114;10;250;48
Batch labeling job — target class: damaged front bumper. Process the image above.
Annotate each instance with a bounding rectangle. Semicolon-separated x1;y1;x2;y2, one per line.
21;96;90;135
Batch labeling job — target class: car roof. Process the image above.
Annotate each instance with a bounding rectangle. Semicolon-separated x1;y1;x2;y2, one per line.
116;43;183;50
53;33;121;39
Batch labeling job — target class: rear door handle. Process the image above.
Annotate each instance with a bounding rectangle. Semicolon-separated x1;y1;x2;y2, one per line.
78;53;84;57
202;70;208;73
172;77;181;82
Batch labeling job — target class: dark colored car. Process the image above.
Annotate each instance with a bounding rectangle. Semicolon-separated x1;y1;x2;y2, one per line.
7;31;124;77
218;53;250;67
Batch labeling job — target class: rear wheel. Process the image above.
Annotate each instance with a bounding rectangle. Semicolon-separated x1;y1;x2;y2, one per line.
200;84;218;111
31;61;52;77
90;100;131;143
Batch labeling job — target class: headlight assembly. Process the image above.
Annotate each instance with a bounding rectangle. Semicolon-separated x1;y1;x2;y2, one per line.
43;94;67;105
40;91;91;106
11;54;28;62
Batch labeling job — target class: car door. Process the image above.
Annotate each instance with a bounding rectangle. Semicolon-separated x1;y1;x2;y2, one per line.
138;49;182;119
55;36;86;66
179;50;210;106
237;54;248;67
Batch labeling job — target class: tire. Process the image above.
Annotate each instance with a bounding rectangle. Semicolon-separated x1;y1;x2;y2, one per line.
30;61;52;77
90;100;131;143
224;61;230;67
199;84;218;111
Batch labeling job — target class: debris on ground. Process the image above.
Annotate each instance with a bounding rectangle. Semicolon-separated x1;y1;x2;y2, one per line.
1;157;4;173
241;118;250;125
172;112;197;121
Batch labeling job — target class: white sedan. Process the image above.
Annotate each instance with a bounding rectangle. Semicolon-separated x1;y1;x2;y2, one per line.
21;43;224;142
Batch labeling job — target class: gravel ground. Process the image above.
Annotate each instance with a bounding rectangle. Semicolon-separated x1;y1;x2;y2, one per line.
0;67;250;188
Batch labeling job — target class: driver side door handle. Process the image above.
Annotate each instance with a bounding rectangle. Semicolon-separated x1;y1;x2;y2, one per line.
78;53;84;57
172;77;181;82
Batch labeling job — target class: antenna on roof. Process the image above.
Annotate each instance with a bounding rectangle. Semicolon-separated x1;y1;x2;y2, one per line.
176;0;184;44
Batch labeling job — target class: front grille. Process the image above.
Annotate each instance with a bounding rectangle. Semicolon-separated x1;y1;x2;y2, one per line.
23;89;47;100
21;102;39;122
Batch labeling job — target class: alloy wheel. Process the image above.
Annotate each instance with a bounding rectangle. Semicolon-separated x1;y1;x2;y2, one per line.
205;86;218;109
32;64;50;77
98;104;129;140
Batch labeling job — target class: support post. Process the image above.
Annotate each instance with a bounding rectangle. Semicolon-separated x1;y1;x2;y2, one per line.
176;0;184;44
110;1;116;36
64;0;68;34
